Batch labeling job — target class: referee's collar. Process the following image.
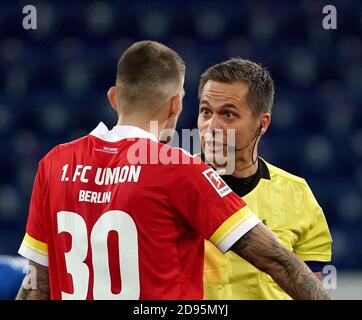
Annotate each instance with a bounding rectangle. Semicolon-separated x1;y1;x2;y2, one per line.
90;122;158;143
199;153;271;197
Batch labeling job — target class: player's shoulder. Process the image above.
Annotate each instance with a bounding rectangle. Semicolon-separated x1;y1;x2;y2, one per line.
262;158;308;187
170;145;199;161
150;144;208;182
156;142;203;166
40;135;89;165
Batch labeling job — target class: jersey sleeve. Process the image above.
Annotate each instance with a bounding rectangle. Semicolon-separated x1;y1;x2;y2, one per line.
294;184;332;262
18;160;48;266
170;160;260;253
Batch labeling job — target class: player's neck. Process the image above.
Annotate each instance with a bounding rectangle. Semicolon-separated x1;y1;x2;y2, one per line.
117;118;150;133
116;116;167;141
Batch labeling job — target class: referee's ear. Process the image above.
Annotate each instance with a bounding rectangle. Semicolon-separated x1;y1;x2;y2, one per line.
107;86;118;112
259;112;272;135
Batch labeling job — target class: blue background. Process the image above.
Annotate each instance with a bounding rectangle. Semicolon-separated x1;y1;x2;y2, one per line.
0;0;361;277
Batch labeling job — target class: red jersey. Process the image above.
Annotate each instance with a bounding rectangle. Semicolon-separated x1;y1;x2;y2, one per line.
18;122;260;300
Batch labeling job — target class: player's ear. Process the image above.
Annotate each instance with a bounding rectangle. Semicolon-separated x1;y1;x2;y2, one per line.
169;93;182;119
107;86;118;112
259;112;271;135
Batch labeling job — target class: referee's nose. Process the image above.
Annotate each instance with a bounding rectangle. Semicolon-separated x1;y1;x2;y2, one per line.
202;118;227;147
198;112;225;143
207;115;227;137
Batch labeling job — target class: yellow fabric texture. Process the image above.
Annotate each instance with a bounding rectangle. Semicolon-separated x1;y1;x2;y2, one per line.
204;160;332;300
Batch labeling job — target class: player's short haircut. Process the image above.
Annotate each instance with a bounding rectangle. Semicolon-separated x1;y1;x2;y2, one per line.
116;40;185;113
199;58;274;117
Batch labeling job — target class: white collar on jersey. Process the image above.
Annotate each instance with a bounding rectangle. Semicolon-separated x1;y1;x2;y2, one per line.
89;122;158;143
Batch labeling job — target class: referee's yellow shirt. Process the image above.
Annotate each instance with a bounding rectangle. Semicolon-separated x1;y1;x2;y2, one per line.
204;158;332;300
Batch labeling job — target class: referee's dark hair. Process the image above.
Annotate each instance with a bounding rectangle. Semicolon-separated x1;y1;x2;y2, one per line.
116;40;185;114
199;58;274;117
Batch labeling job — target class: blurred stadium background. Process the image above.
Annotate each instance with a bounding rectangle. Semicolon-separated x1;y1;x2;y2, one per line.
0;0;361;299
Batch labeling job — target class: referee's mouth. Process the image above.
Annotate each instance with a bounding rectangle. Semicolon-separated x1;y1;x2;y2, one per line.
204;140;227;154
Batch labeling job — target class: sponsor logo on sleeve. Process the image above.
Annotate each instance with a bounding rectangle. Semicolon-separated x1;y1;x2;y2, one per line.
202;168;232;197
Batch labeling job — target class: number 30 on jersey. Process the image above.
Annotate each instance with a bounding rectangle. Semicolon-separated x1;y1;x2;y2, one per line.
57;210;140;300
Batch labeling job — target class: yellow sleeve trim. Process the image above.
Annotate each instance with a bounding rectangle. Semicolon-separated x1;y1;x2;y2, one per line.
210;206;253;246
296;253;332;262
23;233;48;254
22;241;48;256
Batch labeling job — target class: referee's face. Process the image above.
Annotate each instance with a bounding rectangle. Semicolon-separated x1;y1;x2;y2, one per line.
198;80;260;161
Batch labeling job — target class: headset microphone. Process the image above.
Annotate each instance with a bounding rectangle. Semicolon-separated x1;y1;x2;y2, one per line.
228;125;262;153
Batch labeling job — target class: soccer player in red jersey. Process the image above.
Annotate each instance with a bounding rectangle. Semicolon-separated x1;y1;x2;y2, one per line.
16;41;331;300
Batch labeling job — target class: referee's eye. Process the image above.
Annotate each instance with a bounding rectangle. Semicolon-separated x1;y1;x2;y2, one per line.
225;111;235;119
200;107;211;116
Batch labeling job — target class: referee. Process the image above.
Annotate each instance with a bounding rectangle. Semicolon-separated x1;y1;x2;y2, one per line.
197;58;332;300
